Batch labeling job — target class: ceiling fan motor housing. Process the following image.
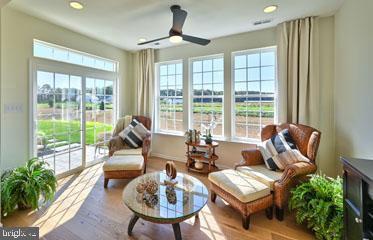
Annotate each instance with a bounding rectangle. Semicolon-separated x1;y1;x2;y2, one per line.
170;5;181;12
169;29;182;37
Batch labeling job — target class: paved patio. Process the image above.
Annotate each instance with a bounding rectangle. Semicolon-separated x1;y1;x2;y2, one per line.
43;145;109;175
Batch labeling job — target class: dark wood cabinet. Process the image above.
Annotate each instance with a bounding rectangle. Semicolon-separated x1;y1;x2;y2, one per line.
341;157;373;240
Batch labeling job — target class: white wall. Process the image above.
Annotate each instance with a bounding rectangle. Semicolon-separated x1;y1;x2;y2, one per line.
0;7;133;170
334;0;373;172
317;17;336;176
152;19;336;175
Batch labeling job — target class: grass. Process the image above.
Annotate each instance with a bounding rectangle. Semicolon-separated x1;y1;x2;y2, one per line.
37;102;113;110
37;120;112;146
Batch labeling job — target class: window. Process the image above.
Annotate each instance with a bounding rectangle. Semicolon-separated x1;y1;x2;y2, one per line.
232;47;277;140
156;61;183;133
33;39;118;72
190;55;224;137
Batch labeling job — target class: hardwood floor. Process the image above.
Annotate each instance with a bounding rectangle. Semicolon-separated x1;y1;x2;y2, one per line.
2;157;315;240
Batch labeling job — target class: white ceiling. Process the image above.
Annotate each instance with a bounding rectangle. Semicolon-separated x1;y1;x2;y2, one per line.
9;0;343;51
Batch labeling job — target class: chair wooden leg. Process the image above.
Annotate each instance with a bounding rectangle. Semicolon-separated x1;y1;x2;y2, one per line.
265;206;273;220
143;155;147;174
104;178;109;188
210;191;217;203
242;215;250;230
275;206;284;221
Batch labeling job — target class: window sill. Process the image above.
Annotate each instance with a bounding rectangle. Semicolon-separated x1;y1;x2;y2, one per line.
227;137;261;145
152;131;261;145
153;131;184;137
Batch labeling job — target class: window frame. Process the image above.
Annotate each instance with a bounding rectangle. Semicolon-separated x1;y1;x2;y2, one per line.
188;53;225;138
231;46;278;142
33;39;119;73
154;59;184;135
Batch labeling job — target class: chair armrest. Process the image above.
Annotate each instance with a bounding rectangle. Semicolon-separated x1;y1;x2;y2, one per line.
235;148;264;169
278;161;317;186
142;134;151;157
108;136;125;156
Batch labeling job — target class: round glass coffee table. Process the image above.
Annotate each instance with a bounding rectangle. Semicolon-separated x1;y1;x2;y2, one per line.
122;171;208;240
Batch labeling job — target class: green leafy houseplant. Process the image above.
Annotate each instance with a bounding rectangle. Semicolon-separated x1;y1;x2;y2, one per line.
1;158;57;217
289;174;343;240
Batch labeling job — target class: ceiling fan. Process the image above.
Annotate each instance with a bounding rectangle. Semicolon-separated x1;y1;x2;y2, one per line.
138;5;211;46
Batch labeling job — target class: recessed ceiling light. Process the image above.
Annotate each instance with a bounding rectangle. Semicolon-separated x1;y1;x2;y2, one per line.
138;38;147;43
263;5;277;13
70;1;84;10
169;35;182;44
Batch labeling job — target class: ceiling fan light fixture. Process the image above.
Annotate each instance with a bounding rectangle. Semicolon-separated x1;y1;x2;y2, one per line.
138;38;147;43
263;5;277;13
69;1;84;10
169;35;183;43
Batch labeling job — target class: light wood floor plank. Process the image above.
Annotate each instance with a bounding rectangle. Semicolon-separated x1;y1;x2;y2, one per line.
2;157;315;240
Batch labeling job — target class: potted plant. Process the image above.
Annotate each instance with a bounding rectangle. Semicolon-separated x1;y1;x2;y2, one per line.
289;174;343;240
201;115;217;144
1;158;57;217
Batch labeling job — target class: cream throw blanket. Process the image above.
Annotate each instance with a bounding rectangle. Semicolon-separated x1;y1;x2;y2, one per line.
112;115;132;137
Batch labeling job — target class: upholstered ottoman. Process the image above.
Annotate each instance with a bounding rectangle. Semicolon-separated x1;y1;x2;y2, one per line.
208;169;273;229
103;155;144;188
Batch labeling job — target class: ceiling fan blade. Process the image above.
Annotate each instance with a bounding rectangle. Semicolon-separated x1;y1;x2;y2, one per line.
171;7;187;33
182;34;211;46
137;36;169;45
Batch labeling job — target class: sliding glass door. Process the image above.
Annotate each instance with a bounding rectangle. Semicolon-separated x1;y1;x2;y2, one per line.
85;78;114;164
32;61;117;176
36;71;84;175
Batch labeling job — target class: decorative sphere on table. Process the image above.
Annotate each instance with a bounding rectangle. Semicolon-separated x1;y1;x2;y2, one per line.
145;179;159;195
136;182;146;193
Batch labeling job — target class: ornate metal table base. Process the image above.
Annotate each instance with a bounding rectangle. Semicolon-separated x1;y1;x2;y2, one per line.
128;214;182;240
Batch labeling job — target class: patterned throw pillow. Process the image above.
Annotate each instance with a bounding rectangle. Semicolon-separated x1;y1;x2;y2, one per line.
118;119;150;148
258;129;310;171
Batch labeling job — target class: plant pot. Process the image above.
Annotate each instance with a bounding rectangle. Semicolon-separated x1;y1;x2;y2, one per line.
205;138;212;144
194;160;204;170
17;202;32;210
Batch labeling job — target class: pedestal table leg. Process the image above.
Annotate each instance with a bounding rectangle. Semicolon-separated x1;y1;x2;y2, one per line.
128;214;139;236
172;223;182;240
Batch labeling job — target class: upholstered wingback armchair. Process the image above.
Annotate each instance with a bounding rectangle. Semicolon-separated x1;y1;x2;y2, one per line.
108;115;152;170
235;123;321;220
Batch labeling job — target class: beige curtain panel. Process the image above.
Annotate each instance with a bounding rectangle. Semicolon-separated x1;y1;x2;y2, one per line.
135;48;155;117
277;17;320;127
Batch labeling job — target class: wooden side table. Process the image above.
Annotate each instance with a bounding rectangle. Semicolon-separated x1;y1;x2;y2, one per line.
185;140;219;174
